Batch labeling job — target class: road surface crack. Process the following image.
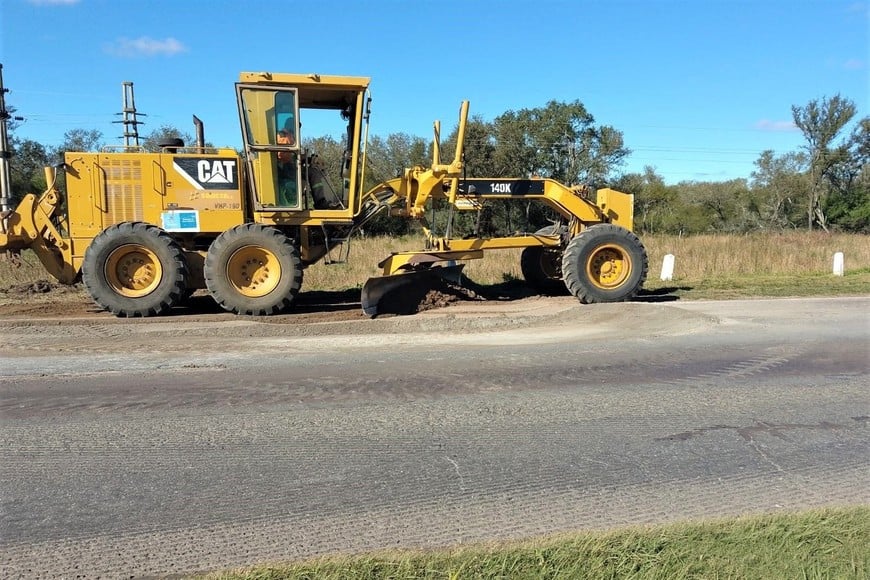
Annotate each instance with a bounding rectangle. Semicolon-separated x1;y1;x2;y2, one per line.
445;456;466;491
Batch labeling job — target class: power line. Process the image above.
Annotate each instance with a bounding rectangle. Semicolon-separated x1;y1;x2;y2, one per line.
11;89;115;100
628;157;756;165
457;137;773;158
631;146;765;155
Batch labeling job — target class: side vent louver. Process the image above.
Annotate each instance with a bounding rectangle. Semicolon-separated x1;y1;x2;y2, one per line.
104;158;143;222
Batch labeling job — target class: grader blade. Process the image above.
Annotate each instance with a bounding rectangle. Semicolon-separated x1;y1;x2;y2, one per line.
361;264;464;317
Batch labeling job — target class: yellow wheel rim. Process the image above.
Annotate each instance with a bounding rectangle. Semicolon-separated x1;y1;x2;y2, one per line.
586;244;631;290
105;244;162;298
226;245;281;298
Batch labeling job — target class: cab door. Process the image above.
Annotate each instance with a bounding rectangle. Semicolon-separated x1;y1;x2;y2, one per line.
235;84;301;210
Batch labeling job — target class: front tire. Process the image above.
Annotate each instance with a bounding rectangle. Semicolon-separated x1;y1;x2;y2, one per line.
561;224;648;303
204;224;302;315
82;222;188;317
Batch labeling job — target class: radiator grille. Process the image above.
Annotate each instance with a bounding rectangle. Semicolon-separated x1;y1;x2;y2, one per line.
104;158;143;222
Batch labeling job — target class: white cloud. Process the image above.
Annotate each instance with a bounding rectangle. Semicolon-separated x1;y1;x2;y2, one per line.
104;37;188;58
843;58;865;70
27;0;80;5
755;119;798;132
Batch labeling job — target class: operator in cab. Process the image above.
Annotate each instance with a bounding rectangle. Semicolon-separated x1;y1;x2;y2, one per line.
276;119;298;206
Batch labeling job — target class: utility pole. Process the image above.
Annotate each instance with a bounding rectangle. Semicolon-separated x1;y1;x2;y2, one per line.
112;81;145;147
0;63;22;213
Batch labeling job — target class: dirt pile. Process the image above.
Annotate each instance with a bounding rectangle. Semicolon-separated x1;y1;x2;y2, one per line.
373;276;481;317
375;276;540;316
0;280;70;296
416;282;482;313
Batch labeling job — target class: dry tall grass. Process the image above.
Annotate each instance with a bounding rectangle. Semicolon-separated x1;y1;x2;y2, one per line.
303;231;869;290
643;232;870;279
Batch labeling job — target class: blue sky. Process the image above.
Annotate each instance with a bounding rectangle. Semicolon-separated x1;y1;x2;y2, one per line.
1;0;867;184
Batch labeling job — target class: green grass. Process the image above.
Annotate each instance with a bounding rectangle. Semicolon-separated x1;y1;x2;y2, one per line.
642;268;870;300
203;507;869;580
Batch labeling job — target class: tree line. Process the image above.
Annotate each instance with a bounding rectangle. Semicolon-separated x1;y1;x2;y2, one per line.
6;94;868;235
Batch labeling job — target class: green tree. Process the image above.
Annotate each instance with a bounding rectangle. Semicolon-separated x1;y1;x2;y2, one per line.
613;167;677;234
490;100;628;186
791;94;858;230
141;124;196;152
823;117;869;232
7;138;51;205
365;132;428;184
676;179;752;233
453;115;497;177
52;128;103;158
360;132;430;235
750;150;810;230
4;105;46;206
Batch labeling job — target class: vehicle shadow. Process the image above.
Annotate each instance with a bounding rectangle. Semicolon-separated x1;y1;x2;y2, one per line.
635;287;692;303
462;279;692;304
167;281;692;318
169;290;362;317
295;289;362;313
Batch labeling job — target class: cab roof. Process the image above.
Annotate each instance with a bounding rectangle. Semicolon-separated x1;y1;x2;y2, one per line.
238;72;370;90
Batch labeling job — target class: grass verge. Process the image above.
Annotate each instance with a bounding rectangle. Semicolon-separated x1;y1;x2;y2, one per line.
204;506;869;579
642;268;870;300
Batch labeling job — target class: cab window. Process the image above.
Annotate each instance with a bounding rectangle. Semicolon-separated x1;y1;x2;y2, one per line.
236;86;302;208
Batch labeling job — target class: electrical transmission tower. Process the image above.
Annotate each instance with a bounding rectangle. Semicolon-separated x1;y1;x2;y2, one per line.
113;81;146;147
0;63;24;213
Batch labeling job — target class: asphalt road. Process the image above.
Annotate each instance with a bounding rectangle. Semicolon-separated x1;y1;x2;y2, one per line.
1;297;868;578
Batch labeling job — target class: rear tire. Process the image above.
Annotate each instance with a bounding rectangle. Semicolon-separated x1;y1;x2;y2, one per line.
561;224;648;303
520;225;568;295
82;222;188;317
204;224;302;315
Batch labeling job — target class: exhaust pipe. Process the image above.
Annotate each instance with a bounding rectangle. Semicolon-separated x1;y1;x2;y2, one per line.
193;115;204;149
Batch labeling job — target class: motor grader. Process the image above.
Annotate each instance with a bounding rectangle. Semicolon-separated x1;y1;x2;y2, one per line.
0;72;648;317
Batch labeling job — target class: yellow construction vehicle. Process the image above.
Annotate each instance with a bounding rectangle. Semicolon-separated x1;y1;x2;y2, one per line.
0;72;648;317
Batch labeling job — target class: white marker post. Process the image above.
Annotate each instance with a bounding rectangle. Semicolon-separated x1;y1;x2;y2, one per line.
660;254;675;281
833;252;845;277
